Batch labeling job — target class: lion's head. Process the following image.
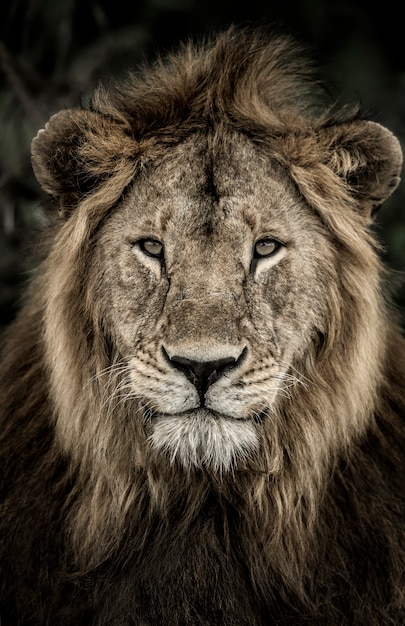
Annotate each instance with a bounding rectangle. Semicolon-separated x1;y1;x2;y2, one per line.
1;28;404;624
27;27;403;567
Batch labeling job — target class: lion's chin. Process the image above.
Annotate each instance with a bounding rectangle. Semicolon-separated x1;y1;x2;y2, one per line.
147;408;260;472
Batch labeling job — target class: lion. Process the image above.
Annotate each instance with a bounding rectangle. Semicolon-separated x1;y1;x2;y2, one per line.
0;25;404;626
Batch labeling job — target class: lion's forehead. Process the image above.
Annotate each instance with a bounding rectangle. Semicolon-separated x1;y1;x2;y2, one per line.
121;132;310;244
153;131;266;194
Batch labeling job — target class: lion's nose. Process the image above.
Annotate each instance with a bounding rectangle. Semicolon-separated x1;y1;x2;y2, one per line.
164;349;245;402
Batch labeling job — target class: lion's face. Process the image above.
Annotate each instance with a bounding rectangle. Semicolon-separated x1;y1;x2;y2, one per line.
91;131;332;470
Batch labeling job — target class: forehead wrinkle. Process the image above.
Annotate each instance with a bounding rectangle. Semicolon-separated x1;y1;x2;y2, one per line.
155;202;175;233
241;204;259;233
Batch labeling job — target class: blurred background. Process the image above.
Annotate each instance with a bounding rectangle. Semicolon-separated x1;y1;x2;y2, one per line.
1;0;404;330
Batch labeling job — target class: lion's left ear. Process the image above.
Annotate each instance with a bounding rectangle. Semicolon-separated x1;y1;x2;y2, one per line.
320;120;402;216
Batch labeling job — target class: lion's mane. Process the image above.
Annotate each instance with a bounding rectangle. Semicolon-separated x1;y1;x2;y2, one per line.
0;26;404;626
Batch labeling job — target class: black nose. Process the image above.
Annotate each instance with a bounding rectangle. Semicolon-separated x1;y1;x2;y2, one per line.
166;352;240;402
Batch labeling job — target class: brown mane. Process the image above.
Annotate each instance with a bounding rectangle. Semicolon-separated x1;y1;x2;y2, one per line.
0;26;404;626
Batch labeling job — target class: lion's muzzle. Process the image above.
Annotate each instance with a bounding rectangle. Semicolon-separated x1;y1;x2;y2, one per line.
162;345;247;405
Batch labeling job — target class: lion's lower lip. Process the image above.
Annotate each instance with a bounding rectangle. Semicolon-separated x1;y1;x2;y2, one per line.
153;408;223;420
151;408;253;423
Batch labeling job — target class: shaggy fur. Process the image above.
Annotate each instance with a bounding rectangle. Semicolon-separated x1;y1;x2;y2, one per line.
0;26;404;625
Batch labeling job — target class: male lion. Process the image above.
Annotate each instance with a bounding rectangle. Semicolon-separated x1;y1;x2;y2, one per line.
0;26;404;626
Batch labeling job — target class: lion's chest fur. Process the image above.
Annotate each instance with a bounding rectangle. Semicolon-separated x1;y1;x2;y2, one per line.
1;403;402;626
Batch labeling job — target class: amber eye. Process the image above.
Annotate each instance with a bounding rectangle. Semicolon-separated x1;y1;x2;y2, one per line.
138;238;164;259
254;238;281;258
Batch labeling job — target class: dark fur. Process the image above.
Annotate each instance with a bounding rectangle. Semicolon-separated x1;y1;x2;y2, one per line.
1;26;404;625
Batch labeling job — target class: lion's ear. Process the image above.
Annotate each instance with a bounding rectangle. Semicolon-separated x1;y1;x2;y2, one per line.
31;109;135;215
321;120;402;216
31;110;100;201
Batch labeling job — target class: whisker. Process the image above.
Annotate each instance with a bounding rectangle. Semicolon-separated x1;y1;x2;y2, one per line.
279;360;314;388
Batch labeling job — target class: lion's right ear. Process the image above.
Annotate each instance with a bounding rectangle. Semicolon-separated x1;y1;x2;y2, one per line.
31;109;136;214
31;110;97;201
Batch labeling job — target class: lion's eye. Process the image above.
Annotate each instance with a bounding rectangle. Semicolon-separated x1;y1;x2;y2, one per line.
138;238;164;259
254;238;281;258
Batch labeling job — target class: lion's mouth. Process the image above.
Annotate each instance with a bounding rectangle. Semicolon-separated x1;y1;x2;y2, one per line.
150;407;253;423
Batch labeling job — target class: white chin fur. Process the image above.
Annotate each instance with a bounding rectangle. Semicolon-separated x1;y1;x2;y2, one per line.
148;409;259;472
